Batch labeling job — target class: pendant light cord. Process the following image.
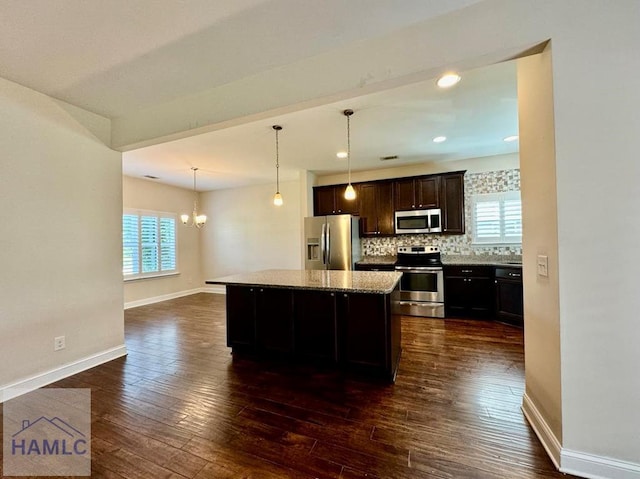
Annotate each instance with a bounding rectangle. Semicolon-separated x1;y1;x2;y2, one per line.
347;113;351;184
192;167;198;213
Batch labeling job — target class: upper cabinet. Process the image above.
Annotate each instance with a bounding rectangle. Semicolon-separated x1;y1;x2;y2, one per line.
314;184;359;216
312;170;466;235
393;176;440;211
440;172;465;234
358;181;394;237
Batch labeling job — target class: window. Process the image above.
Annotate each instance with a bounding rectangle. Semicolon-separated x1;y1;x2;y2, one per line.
123;210;177;279
472;191;522;244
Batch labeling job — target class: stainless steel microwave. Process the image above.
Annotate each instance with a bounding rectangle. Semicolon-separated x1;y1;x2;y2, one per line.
395;209;442;234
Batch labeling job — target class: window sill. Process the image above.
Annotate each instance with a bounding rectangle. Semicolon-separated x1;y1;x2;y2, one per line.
124;272;180;282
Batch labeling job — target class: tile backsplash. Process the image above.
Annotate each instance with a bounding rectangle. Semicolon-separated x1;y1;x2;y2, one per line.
362;168;522;257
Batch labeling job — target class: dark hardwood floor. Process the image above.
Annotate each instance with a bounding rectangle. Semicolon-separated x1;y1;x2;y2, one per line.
1;293;573;478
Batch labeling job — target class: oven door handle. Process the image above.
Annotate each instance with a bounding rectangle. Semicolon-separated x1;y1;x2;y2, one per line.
394;266;443;271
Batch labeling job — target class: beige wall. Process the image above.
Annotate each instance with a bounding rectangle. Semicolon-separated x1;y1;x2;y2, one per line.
201;179;302;280
518;49;562;453
122;176;203;306
548;2;640;466
0;76;124;393
315;153;520;186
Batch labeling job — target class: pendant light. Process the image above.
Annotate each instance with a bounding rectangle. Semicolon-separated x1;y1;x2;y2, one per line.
181;167;207;228
343;109;356;200
272;125;283;206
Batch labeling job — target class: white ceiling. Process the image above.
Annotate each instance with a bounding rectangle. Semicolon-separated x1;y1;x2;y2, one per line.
123;60;518;190
0;0;519;192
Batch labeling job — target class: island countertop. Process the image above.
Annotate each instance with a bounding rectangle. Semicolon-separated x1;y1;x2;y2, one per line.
206;269;402;294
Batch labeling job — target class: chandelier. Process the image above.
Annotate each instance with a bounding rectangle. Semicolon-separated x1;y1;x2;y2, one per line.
181;167;207;228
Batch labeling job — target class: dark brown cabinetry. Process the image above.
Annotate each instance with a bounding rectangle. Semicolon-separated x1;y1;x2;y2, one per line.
354;263;396;272
358;181;394;236
294;290;338;362
339;292;399;377
256;287;294;354
226;286;295;354
224;284;401;381
444;265;494;318
313;184;359;216
394;176;440;211
339;292;387;370
313;171;465;236
226;285;257;349
440;173;465;234
495;267;524;327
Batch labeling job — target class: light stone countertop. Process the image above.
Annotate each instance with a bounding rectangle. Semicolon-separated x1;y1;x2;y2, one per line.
442;255;522;266
206;269;402;294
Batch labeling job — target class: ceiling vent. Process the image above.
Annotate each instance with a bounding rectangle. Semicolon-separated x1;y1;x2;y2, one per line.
380;155;399;161
143;175;159;179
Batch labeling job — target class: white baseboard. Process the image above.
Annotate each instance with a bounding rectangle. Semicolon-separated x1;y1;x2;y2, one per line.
124;287;206;309
561;449;640;479
0;345;127;403
522;393;562;469
201;285;226;294
523;393;640;479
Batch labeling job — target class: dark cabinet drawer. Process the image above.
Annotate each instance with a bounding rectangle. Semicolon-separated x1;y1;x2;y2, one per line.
494;266;523;327
355;263;396;272
444;265;493;278
495;267;523;280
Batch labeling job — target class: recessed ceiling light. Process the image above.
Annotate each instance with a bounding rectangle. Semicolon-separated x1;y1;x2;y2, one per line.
336;151;348;159
433;136;447;143
436;73;461;88
503;135;519;142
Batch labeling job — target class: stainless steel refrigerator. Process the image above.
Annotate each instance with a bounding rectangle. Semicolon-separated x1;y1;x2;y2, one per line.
304;215;362;270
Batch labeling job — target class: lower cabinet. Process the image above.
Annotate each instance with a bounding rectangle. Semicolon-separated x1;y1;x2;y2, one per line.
494;267;524;327
443;266;494;318
226;285;257;349
226;286;295;353
294;290;338;362
338;292;389;371
225;285;399;380
256;287;294;354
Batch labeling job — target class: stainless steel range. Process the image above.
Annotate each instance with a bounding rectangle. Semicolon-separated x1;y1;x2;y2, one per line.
394;245;444;318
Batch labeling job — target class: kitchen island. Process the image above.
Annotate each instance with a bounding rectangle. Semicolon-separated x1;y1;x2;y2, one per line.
206;269;403;382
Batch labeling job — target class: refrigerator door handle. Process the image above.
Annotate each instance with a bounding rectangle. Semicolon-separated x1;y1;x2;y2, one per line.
326;222;331;268
321;223;326;265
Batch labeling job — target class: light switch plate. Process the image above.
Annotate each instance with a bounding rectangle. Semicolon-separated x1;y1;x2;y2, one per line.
537;255;548;277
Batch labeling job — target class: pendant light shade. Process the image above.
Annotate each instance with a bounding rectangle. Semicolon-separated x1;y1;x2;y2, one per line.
272;125;283;206
344;184;356;200
181;167;206;228
343;109;356;201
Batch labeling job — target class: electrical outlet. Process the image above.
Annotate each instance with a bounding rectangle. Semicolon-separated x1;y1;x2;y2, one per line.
537;255;549;277
54;335;65;351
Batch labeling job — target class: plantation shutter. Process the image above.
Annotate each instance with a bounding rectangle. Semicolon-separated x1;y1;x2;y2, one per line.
472;192;522;244
160;217;176;271
122;214;139;276
122;210;178;278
